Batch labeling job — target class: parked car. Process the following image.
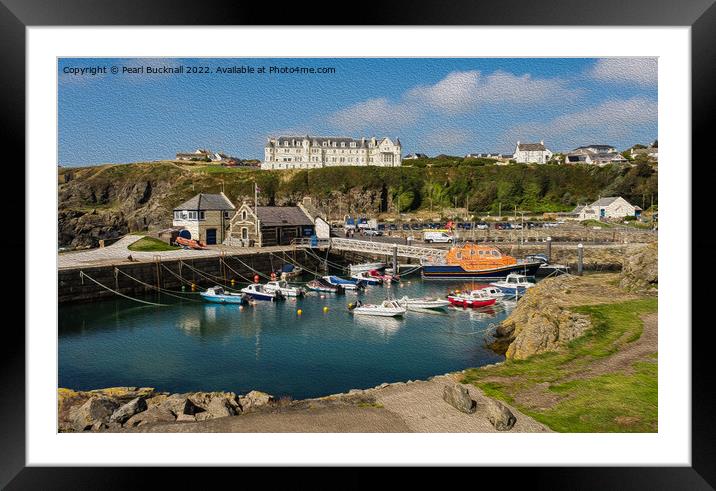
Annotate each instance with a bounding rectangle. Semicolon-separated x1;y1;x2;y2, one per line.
363;228;383;236
389;224;398;231
462;223;473;230
377;223;386;230
402;224;411;231
475;222;489;230
423;231;453;243
495;222;512;230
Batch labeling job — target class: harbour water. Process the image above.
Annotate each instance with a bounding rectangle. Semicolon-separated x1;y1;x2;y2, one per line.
58;279;514;400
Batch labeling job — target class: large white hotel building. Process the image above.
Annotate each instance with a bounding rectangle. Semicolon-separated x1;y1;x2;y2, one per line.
262;135;402;170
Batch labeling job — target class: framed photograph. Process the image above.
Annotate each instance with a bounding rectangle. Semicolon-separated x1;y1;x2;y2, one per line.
4;0;711;486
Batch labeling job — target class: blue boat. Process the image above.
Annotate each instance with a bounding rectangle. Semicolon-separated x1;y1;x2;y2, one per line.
489;274;536;296
322;275;365;291
199;286;248;305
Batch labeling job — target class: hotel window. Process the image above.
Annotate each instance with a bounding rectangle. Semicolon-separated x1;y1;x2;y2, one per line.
242;228;248;240
199;211;205;220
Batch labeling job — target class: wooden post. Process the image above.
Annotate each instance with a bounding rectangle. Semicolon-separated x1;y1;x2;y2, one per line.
392;245;398;275
546;236;552;263
577;243;584;276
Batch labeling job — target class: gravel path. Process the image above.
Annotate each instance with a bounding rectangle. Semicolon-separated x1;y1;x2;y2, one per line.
123;375;550;433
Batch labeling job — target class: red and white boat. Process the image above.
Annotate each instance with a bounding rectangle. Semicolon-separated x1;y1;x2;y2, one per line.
447;288;497;308
368;269;400;283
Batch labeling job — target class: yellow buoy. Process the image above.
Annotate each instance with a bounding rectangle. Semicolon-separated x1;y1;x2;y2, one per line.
297;309;303;315
323;306;329;313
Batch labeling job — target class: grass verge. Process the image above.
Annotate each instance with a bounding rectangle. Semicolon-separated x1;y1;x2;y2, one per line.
127;236;180;252
462;298;657;432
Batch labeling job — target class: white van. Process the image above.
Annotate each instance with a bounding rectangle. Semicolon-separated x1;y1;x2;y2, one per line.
423;231;453;243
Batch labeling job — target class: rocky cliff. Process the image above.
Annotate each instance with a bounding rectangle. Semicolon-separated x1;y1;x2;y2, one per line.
58;162;395;247
619;242;658;293
492;276;593;360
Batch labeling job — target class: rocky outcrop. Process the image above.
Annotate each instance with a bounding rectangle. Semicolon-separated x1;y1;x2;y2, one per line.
619;242;658;293
70;397;120;432
494;276;592;360
58;387;274;432
109;397;147;424
484;399;516;431
442;384;477;414
239;390;274;412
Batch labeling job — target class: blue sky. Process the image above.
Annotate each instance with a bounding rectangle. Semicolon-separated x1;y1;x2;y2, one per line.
58;58;657;166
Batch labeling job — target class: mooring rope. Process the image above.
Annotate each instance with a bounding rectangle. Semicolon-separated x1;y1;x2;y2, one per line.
228;255;272;280
179;261;244;292
160;263;205;291
272;251;323;279
219;257;255;283
114;268;202;303
79;270;168;307
303;248;347;271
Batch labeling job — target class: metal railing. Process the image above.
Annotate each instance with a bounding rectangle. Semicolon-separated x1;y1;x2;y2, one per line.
291;237;448;262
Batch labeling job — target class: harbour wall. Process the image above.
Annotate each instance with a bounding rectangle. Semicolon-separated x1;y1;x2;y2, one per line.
58;250;345;304
58;243;627;304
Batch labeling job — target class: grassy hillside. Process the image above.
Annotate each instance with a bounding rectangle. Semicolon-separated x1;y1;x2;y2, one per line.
57;159;657;246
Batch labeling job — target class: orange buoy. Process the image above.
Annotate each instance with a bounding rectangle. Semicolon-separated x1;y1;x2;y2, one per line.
270;272;277;281
297;309;303;315
253;274;259;283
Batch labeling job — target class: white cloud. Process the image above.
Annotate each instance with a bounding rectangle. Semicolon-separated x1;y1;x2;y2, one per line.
504;97;658;148
328;97;419;133
589;58;657;86
327;69;581;133
407;70;580;114
423;127;471;148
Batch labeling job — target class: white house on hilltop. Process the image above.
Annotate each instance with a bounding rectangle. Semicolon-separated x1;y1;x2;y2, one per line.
514;141;553;164
262;135;402;170
572;196;641;220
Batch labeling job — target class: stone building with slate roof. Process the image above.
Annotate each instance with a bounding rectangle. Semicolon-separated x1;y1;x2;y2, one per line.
513;140;553;164
262;135;402;170
172;192;235;244
227;202;315;247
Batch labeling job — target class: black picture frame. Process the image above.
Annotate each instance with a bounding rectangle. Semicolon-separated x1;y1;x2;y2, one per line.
2;0;711;487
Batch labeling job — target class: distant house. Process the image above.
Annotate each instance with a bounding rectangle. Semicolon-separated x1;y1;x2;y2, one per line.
630;145;658;160
572;196;641;220
404;153;428;160
565;151;628;166
175;149;215;161
228;204;315;247
514;141;553;164
176;149;240;163
172;193;235;244
573;144;618;154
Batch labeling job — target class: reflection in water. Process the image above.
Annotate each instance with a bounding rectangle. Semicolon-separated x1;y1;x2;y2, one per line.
352;315;404;338
59;278;516;399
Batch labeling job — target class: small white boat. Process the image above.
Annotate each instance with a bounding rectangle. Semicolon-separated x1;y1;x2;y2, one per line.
349;262;386;275
351;271;383;285
479;286;505;299
348;299;406;317
264;280;305;297
199;286;248;305
241;283;284;301
489;273;535;296
397;296;451;311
